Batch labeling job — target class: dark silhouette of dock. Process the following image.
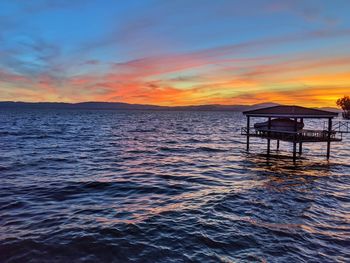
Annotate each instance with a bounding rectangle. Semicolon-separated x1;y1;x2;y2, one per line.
241;105;343;162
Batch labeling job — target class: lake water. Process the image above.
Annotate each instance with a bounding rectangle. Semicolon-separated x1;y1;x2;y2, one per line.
0;109;349;262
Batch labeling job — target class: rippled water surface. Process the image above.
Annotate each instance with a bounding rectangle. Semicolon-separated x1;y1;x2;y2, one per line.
0;109;349;262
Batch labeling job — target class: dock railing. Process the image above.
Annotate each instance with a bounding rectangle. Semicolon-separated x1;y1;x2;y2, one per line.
325;120;350;134
241;127;342;142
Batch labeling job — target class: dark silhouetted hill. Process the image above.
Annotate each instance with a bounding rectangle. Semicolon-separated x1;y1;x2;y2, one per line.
0;101;340;112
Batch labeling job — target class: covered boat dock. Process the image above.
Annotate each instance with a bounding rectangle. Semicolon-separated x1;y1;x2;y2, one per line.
241;105;342;161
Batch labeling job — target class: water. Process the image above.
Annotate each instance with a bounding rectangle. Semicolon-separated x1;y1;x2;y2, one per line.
0;109;349;262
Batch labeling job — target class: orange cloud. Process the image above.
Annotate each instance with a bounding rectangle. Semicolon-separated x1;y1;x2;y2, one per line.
1;28;350;106
215;85;350;107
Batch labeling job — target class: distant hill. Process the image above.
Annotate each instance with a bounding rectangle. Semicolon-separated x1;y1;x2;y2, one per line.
0;101;340;112
0;101;164;110
168;102;279;111
317;107;341;113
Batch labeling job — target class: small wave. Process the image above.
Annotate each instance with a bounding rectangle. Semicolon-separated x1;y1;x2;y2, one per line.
0;131;28;136
44;157;71;162
197;146;228;153
165;140;178;144
126;149;155;154
0;165;9;171
24;180;191;202
187;138;204;143
0;200;25;210
0;131;10;136
158;146;186;153
128;128;157;133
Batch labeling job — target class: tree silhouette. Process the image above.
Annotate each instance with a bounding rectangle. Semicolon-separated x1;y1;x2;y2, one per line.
336;96;350;119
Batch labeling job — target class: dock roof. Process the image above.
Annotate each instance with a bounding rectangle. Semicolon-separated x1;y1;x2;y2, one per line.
243;105;338;118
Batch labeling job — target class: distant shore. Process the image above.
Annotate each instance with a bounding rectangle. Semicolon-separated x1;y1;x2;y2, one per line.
0;101;341;112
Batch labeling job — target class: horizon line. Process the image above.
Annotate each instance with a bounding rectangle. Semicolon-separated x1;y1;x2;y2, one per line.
0;100;341;109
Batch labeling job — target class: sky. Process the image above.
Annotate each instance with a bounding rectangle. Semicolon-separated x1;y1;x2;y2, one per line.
0;0;349;106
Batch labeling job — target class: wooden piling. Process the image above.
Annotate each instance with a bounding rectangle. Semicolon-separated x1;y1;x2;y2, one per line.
246;116;250;152
327;118;332;160
267;117;271;156
293;118;297;162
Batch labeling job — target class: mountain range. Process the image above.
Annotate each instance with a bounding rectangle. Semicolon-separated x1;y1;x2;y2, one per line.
0;101;341;112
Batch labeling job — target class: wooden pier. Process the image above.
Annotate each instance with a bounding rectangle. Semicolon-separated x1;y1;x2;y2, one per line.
242;105;342;162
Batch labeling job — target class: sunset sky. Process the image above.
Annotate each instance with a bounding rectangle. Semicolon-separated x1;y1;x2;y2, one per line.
0;0;349;106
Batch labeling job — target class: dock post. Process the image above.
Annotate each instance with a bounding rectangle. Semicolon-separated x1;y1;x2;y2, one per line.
246;116;250;152
326;118;332;160
267;117;271;156
293;143;297;162
277;140;280;151
293;118;297;162
299;118;303;155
